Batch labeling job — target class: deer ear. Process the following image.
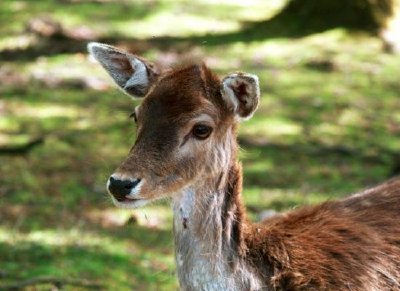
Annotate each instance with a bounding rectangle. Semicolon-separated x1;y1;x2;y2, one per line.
88;42;160;98
221;72;260;120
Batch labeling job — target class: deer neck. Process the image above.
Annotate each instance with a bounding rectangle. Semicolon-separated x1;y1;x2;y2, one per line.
172;162;261;290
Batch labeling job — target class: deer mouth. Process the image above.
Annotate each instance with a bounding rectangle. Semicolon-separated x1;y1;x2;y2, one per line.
112;196;150;209
116;196;142;203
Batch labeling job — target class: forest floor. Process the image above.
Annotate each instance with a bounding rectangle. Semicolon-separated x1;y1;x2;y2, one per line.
1;0;399;289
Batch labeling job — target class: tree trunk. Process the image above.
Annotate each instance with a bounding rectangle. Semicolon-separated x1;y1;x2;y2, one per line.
279;0;395;31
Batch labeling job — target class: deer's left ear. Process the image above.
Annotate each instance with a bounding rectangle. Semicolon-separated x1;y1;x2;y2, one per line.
221;72;260;120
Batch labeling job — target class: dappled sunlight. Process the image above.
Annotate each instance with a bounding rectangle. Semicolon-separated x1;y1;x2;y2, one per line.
9;103;81;119
115;0;287;38
0;116;19;132
241;116;302;139
28;53;105;81
0;34;35;51
119;13;240;38
0;226;124;251
105;0;287;38
338;108;365;127
312;123;342;144
0;133;32;146
1;0;400;289
243;186;332;211
86;205;172;230
0;0;287;49
0;201;177;289
0;226;176;289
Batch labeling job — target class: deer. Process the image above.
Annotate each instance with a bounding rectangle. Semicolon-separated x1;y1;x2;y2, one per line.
88;42;400;291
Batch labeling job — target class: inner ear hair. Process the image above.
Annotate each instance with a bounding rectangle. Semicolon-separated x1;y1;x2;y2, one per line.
88;42;160;98
221;72;260;120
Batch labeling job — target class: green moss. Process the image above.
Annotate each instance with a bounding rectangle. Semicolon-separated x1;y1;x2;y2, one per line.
1;0;399;289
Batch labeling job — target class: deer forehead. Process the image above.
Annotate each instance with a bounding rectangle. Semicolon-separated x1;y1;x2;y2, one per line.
138;66;222;124
140;97;218;125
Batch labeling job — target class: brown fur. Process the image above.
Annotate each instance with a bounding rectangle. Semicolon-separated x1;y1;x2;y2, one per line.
217;156;400;290
245;179;400;290
92;47;400;290
140;65;399;289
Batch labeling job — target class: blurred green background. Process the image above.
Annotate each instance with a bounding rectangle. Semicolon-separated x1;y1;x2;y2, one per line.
1;0;399;289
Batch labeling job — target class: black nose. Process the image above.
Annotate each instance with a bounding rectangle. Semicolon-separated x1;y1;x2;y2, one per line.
108;176;141;201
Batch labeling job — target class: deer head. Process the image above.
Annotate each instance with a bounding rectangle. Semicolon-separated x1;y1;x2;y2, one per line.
88;42;260;208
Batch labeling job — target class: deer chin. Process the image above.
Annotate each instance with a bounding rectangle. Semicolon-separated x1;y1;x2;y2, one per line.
111;196;151;209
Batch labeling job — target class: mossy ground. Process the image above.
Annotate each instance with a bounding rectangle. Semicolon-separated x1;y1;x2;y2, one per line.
1;0;399;289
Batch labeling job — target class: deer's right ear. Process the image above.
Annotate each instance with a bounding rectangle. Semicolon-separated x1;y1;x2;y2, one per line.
88;42;160;98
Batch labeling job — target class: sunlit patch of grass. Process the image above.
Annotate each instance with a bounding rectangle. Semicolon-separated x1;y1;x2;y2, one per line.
0;133;32;146
0;0;286;42
0;227;121;250
0;240;176;290
27;53;102;80
10;102;80;119
241;116;302;140
243;186;333;211
0;222;177;289
86;205;173;230
195;0;287;21
1;0;400;289
114;0;282;38
0;34;35;51
119;13;240;38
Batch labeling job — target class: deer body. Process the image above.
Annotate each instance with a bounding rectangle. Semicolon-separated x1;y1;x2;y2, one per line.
88;42;400;290
172;162;400;290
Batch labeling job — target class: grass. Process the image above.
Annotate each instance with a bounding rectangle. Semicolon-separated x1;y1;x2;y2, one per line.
0;0;399;289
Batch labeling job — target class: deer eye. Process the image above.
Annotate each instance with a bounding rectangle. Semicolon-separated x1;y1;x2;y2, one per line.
192;124;212;140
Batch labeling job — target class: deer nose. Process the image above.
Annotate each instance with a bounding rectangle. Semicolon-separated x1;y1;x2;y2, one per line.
108;176;141;201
